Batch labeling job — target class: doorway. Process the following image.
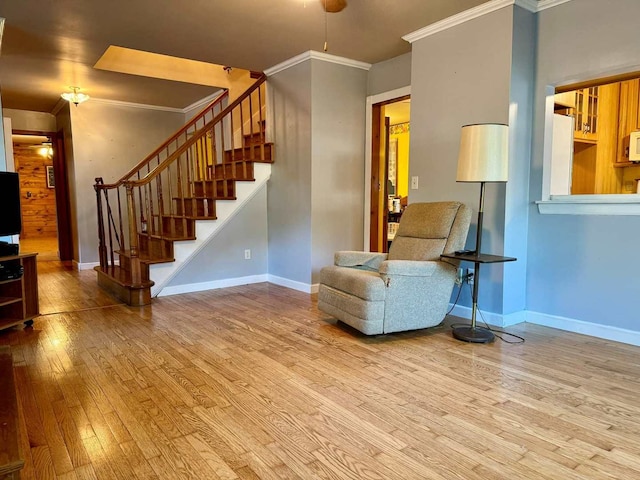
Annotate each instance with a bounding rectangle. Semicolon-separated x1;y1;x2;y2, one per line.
369;96;411;253
11;131;73;261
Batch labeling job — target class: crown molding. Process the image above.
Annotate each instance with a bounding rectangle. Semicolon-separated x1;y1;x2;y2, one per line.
537;0;572;11
402;0;516;43
402;0;574;43
182;89;226;114
265;50;371;77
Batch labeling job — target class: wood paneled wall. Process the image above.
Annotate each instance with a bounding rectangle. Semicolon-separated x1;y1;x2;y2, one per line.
13;145;57;239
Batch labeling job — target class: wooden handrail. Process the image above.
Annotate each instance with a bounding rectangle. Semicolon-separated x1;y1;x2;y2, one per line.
98;89;230;190
125;74;267;188
94;72;268;291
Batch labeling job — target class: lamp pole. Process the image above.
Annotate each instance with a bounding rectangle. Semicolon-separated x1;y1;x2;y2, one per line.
452;181;496;343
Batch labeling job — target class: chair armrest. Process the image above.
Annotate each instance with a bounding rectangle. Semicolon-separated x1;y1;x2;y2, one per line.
379;259;454;277
334;251;388;271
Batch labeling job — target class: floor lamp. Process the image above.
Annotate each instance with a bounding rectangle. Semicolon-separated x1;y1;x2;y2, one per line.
453;123;510;343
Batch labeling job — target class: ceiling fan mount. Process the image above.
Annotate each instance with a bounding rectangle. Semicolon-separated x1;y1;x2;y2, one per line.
321;0;347;13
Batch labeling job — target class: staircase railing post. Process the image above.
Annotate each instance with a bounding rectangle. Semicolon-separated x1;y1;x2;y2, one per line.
125;183;142;286
94;178;108;268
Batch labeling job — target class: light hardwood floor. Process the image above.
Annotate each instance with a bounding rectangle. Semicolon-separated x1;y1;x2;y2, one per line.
1;261;640;479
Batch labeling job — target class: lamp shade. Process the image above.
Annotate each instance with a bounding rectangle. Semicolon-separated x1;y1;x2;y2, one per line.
456;123;509;182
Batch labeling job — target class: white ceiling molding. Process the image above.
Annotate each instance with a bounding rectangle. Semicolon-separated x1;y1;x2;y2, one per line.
182;90;226;115
402;0;574;43
78;97;185;113
537;0;573;11
265;50;371;77
403;0;517;43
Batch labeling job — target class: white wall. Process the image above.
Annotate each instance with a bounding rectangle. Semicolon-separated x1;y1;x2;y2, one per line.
65;101;184;264
527;0;640;331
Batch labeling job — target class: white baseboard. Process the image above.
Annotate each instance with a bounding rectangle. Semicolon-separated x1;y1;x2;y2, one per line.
267;275;317;294
526;311;640;347
76;261;101;271
158;273;317;297
449;304;640;347
448;304;526;328
158;274;269;297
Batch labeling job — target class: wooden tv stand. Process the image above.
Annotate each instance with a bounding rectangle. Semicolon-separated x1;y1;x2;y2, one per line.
0;253;39;331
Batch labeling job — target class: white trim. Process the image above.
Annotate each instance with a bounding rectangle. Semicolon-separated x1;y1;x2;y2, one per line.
364;86;412;250
157;274;269;297
182;90;226;115
267;275;317;294
265;50;371;77
52;90;225;116
448;304;526;328
76;261;100;271
448;305;640;346
87;97;185;113
537;0;573;11
526;311;640;347
536;194;640;215
402;0;516;43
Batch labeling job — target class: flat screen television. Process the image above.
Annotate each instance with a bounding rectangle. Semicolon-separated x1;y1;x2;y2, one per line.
0;171;22;237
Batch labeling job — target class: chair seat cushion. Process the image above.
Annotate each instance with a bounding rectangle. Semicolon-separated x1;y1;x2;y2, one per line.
319;265;386;301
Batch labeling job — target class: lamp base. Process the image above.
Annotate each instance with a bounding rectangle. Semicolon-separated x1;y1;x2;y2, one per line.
452;326;495;343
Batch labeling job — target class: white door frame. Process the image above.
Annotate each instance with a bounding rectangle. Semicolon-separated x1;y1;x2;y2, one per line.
363;86;411;250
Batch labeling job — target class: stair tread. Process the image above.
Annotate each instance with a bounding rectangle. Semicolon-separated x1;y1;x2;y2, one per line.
115;249;174;264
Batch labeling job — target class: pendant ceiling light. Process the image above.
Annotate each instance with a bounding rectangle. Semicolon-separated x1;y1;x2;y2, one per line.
61;86;90;106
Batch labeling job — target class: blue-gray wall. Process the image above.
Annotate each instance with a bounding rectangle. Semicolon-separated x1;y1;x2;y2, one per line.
527;0;640;331
166;186;269;286
268;56;367;288
267;61;314;285
311;59;367;283
408;6;513;314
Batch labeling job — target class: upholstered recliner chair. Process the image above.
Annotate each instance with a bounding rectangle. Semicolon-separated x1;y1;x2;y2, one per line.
318;202;472;335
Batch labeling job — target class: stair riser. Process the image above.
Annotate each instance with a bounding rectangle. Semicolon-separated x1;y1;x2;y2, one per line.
161;217;195;238
174;198;217;218
214;162;254;181
224;144;272;163
116;255;151;283
193;180;236;199
139;236;174;259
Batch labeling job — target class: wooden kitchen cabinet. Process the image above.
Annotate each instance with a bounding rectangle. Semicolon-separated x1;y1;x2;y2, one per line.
616;78;640;165
573;87;599;143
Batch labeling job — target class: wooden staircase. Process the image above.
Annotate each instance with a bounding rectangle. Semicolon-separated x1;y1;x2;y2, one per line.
94;75;272;306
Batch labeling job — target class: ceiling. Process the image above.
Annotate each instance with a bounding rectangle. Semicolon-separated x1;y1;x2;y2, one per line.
0;0;490;113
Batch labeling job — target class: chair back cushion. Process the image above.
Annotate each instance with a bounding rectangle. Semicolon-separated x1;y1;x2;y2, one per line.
388;202;471;261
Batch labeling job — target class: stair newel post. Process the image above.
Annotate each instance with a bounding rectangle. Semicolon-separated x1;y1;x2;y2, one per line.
125;182;142;286
94;178;108;269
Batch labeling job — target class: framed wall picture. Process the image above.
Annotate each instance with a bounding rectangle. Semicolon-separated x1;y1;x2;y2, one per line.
46;165;55;188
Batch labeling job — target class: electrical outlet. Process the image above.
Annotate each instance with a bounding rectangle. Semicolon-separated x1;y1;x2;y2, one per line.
467;267;474;285
244;249;251;260
411;176;419;190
